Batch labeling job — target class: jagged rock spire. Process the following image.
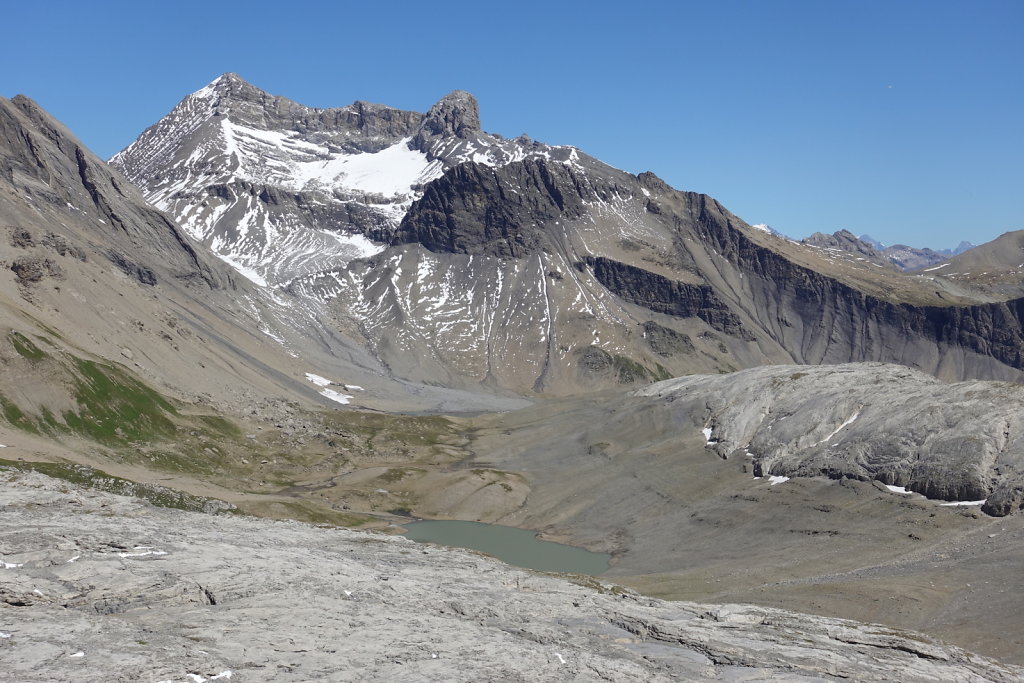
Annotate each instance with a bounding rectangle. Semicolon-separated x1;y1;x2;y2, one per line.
420;90;480;139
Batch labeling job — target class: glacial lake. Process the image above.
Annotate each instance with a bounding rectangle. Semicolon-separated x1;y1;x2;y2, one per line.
401;520;610;575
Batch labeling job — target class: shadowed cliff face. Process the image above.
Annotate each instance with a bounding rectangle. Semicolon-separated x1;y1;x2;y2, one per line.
391;158;632;258
586;256;754;340
678;189;1024;376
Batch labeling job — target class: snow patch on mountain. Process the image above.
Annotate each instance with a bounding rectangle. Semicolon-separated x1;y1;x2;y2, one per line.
304;372;353;405
319;388;352;405
111;75;586;299
212;250;268;287
288;136;443;196
217;120;445;198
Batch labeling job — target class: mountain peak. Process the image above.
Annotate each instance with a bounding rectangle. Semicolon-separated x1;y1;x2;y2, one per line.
953;240;976;255
421;90;480;139
191;72;264;102
859;233;885;249
215;71;245;84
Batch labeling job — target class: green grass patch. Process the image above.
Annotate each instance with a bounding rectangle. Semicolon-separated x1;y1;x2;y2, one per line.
0;392;40;434
379;467;419;483
12;314;65;343
9;331;47;360
195;414;243;438
63;358;177;444
653;363;674;381
239;499;372;527
39;406;60;429
612;354;655;384
129;448;222;476
0;458;235;513
321;410;459;460
566;573;633;595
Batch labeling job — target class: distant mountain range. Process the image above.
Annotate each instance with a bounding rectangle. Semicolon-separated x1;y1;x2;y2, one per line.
859;233;976;258
801;230;977;271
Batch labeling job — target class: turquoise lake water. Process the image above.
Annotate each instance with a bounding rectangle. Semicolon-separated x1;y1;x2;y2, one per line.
401;519;610;575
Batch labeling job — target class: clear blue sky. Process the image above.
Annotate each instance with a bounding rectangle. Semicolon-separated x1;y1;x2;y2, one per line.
3;0;1021;249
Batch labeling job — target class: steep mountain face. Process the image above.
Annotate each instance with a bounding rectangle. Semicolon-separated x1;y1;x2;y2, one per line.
111;75;754;392
1;95;226;291
110;73;568;288
112;75;1024;394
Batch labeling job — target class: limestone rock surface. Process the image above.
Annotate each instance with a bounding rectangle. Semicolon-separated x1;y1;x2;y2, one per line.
636;363;1024;511
1;469;1020;682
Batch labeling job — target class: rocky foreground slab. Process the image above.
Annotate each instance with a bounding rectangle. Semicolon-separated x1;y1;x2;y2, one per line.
1;469;1019;682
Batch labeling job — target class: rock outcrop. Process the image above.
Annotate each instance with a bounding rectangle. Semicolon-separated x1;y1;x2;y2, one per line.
391;158;625;257
587;256;753;339
416;90;481;141
1;469;1019;682
634;362;1024;508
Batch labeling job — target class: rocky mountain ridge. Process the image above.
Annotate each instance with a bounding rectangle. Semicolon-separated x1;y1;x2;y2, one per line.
111;75;1024;395
860;233;976;260
805;230;978;271
109;73;572;289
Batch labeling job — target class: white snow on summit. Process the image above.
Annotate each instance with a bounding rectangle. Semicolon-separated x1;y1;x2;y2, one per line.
111;75;591;306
